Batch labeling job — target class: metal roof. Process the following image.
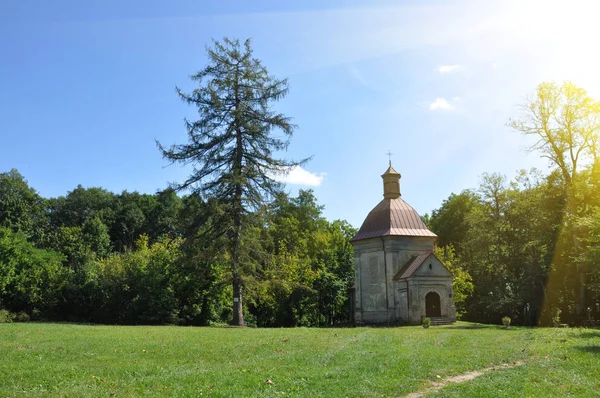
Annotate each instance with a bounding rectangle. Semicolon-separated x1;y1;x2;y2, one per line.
382;164;400;176
393;253;432;280
351;197;438;242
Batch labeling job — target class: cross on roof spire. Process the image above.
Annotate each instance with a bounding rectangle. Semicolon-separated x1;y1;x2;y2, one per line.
385;150;393;166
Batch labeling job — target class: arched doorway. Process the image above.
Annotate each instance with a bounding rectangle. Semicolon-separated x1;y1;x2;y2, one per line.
425;292;441;317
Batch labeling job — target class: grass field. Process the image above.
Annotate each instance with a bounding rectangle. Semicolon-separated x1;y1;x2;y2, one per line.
1;322;599;397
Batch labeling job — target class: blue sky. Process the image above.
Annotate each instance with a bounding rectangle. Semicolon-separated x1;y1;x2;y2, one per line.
2;0;599;228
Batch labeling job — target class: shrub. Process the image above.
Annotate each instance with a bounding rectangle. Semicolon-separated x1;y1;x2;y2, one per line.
502;316;511;327
0;228;68;315
91;235;185;324
552;307;562;327
422;317;431;328
30;309;41;321
0;309;14;323
15;311;30;322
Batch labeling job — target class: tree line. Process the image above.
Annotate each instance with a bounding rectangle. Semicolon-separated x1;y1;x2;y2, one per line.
430;81;600;326
1;38;356;327
0;171;355;326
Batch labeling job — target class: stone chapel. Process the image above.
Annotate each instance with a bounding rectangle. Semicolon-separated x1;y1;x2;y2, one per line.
351;164;456;325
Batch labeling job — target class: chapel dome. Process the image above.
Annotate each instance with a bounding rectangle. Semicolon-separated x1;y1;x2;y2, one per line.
351;197;437;241
351;164;437;242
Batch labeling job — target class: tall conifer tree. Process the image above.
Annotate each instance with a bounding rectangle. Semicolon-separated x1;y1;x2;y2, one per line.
157;38;305;325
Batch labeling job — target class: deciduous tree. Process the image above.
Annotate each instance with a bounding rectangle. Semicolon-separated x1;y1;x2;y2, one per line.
508;81;600;185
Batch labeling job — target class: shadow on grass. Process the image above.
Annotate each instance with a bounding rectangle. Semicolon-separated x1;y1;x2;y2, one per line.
576;345;600;354
576;332;600;339
446;324;492;330
352;322;525;330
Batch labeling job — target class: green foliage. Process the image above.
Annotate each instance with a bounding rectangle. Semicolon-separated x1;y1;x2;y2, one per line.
46;226;94;269
430;190;478;252
552;307;562;327
92;235;183;324
157;38;305;204
111;191;148;251
508;81;600;186
0;228;68;316
0;309;13;323
1;39;357;328
434;245;473;317
0;169;47;241
47;186;184;256
422;317;431;325
157;37;307;326
502;316;511;326
0;165;355;327
148;188;183;240
505;81;600;324
244;190;356;327
48;185;116;228
82;216;111;258
431;169;561;325
15;311;30;322
431;162;600;325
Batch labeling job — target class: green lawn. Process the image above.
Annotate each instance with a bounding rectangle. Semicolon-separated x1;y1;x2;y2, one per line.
0;322;598;397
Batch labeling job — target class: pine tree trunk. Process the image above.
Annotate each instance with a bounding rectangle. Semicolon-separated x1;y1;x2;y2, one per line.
231;115;245;326
231;206;244;326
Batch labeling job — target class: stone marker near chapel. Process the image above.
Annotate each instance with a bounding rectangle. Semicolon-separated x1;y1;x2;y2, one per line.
351;163;456;325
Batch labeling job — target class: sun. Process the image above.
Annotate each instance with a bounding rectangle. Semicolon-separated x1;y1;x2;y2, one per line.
514;0;600;95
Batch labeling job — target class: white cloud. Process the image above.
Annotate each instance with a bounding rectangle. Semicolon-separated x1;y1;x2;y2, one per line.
438;64;463;74
429;97;454;111
271;165;326;186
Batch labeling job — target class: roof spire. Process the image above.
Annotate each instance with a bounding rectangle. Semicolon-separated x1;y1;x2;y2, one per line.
385;150;393;166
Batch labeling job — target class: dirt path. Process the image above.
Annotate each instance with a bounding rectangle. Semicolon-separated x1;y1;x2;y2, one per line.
402;361;525;397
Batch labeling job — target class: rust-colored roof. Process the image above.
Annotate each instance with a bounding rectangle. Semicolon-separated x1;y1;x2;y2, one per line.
351;198;438;242
393;252;432;280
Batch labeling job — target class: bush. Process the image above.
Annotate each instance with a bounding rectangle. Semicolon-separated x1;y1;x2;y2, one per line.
422;317;431;327
91;235;185;324
0;309;14;323
502;316;511;327
15;311;30;322
552;308;562;327
0;228;68;316
30;309;41;321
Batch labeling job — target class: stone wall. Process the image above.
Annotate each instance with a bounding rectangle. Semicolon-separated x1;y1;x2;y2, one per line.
353;236;441;324
405;278;456;324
